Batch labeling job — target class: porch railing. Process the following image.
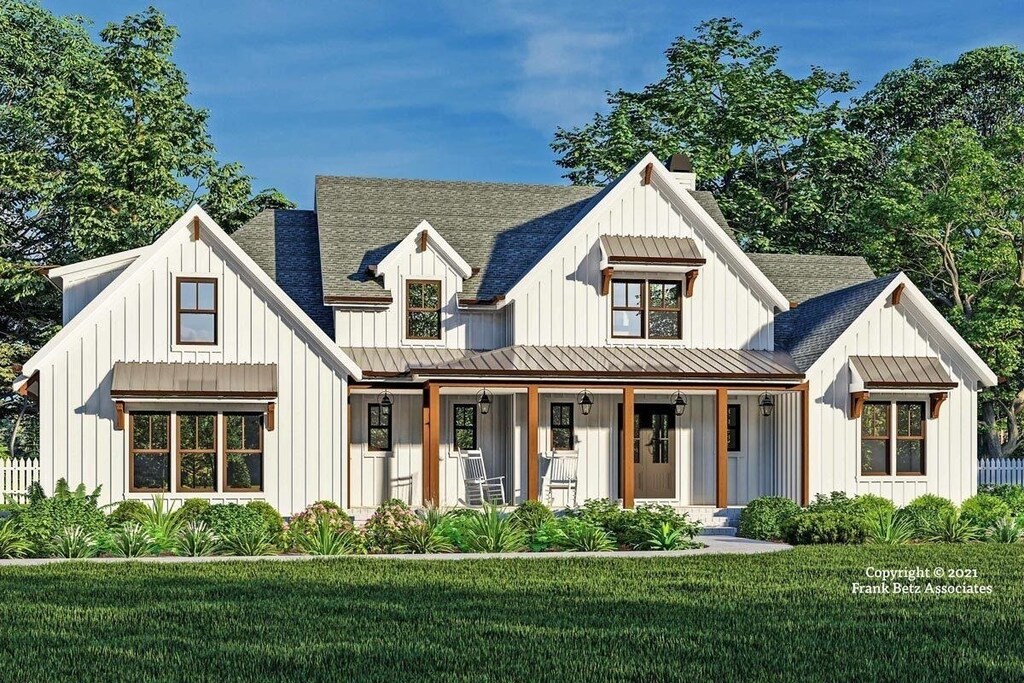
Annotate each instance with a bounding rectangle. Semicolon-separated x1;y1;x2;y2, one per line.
978;458;1024;486
0;457;40;498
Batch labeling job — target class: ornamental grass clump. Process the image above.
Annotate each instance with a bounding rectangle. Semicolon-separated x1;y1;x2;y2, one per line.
925;509;983;543
395;522;455;554
137;495;183;553
288;501;354;549
363;499;419;553
989;516;1023;544
896;494;956;539
175;521;219;557
642;521;693;550
558;518;615;552
462;505;526;553
51;525;101;559
866;510;914;545
0;520;31;559
296;516;361;556
108;522;154;558
219;527;279;557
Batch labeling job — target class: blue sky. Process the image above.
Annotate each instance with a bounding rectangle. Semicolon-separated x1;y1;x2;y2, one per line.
45;1;1024;208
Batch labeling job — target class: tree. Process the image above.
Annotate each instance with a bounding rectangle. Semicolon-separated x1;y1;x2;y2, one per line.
0;1;293;455
551;17;870;253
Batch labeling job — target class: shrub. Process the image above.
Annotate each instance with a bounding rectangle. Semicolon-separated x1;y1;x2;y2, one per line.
436;511;475;552
296;516;362;556
866;509;914;545
175;521;218;557
509;500;555;534
136;495;183;552
852;494;896;521
288;501;353;548
246;501;286;545
781;511;867;545
0;520;31;558
642;522;694;550
395;522;455;554
990;516;1023;544
462;505;526;553
108;522;154;558
566;498;623;531
558;518;615;552
15;479;106;555
219;527;278;556
51;525;102;558
363;498;419;553
981;484;1024;515
106;500;149;529
527;518;567;552
176;499;210;526
807;491;860;515
199;504;268;539
960;493;1011;530
896;494;956;539
925;509;982;543
615;504;700;548
738;496;801;540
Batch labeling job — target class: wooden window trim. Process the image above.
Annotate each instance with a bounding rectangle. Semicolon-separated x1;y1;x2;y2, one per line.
223;413;264;492
453;403;478;451
176;412;218;493
726;404;741;452
175;277;218;346
367;402;393;452
550;402;575;451
860;401;891;476
405;279;442;340
611;279;645;339
895;401;926;476
128;411;171;493
647;280;682;340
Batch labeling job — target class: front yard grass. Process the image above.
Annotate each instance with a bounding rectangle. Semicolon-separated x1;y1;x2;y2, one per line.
2;545;1023;681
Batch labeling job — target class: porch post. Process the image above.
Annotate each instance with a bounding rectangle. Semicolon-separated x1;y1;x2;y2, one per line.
800;382;810;506
421;385;432;506
527;385;539;501
622;387;635;509
715;387;728;508
427;383;441;505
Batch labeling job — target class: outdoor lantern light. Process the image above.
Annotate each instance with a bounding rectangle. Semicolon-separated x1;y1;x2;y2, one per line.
758;392;775;417
378;389;393;408
477;388;493;415
671;390;688;417
577;389;594;416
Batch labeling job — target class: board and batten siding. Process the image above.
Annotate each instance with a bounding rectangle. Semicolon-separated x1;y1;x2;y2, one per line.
37;229;348;515
60;266;131;324
797;297;981;506
509;180;775;349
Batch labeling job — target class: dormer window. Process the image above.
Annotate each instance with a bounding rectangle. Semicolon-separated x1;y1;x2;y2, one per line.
176;277;218;345
611;279;681;339
406;280;441;340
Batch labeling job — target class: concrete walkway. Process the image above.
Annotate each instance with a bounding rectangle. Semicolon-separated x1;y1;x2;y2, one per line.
0;537;789;567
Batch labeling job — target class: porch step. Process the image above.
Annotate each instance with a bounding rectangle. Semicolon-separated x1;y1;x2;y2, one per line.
698;526;737;537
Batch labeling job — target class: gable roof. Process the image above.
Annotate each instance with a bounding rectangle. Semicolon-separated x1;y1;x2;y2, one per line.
747;253;876;304
375;219;473;280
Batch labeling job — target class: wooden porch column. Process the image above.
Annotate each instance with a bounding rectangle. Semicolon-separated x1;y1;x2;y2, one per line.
424;383;441;505
800;382;810;506
622;387;635;509
715;387;728;508
527;385;539;500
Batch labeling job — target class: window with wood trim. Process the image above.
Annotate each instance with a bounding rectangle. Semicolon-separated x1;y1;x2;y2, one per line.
611;279;682;339
129;412;170;492
368;403;392;451
896;402;926;475
177;412;217;492
727;405;741;452
453;404;477;451
406;280;442;339
176;277;218;345
551;402;575;451
225;413;263;492
611;280;644;338
647;281;681;339
861;402;891;475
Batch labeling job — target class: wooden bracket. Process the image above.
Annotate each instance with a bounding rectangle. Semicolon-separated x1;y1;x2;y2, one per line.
642;162;653;185
266;403;276;431
929;392;948;419
115;401;125;431
850;391;870;419
191;216;201;241
418;229;428;252
684;269;699;298
601;267;615;296
890;283;905;306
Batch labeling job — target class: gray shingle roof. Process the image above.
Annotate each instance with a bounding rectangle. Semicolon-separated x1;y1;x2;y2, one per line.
775;274;899;371
230;209;334;336
747;253;876;304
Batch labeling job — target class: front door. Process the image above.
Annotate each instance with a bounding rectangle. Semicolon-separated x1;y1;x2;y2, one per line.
633;405;676;499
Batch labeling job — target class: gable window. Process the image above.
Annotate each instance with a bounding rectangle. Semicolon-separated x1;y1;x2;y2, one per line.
177;413;217;492
406;280;442;340
727;405;741;452
176;277;218;345
225;414;264;492
551;402;575;451
860;401;926;476
453;404;478;451
611;279;682;339
368;403;392;451
129;412;170;492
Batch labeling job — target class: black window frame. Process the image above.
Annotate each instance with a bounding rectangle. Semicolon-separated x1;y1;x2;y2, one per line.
453;404;478;451
726;404;741;452
550;402;575;451
367;402;393;452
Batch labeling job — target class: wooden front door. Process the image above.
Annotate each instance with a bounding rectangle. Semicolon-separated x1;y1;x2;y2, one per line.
632;405;676;499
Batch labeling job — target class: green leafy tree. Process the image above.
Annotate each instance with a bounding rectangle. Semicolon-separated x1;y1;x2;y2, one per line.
551;17;869;253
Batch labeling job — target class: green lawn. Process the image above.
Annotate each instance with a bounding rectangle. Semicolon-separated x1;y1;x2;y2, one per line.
1;546;1023;681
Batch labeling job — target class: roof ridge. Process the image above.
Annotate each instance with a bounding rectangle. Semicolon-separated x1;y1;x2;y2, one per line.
314;174;602;191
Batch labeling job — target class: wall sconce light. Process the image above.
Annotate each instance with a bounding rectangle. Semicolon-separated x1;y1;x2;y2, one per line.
672;390;688;417
378;389;393;408
577;389;594;416
477;388;493;415
758;392;775;417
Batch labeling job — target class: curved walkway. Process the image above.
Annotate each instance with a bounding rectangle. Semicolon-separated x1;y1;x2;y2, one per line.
0;537;789;566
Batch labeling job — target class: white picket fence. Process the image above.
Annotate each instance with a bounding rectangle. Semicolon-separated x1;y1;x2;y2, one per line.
978;458;1024;486
0;457;41;498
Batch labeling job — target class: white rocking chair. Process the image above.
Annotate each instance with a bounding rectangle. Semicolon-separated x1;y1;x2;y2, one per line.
542;451;579;507
457;449;506;506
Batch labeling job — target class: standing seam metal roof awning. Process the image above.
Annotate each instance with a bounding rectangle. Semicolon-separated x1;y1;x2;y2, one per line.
111;362;278;398
599;235;705;266
850;356;956;389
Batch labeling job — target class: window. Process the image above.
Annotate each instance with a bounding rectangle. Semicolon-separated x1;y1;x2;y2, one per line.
651;412;670;463
225;414;263;492
727;405;741;452
176;278;217;345
368;403;392;451
177;413;217;492
551;403;575;451
406;280;441;339
130;412;170;492
861;402;891;475
896;402;926;475
611;279;682;339
453;404;477;451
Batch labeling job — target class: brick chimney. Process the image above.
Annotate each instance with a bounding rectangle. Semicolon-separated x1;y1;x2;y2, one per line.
665;153;696;191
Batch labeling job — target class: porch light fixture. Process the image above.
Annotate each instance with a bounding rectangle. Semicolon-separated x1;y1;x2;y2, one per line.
477;388;493;416
378;388;393;408
758;392;775;417
577;389;594;416
671;391;688;417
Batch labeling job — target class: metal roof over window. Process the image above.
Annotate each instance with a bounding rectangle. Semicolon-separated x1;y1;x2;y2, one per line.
599;235;705;266
111;362;278;398
850;356;956;389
